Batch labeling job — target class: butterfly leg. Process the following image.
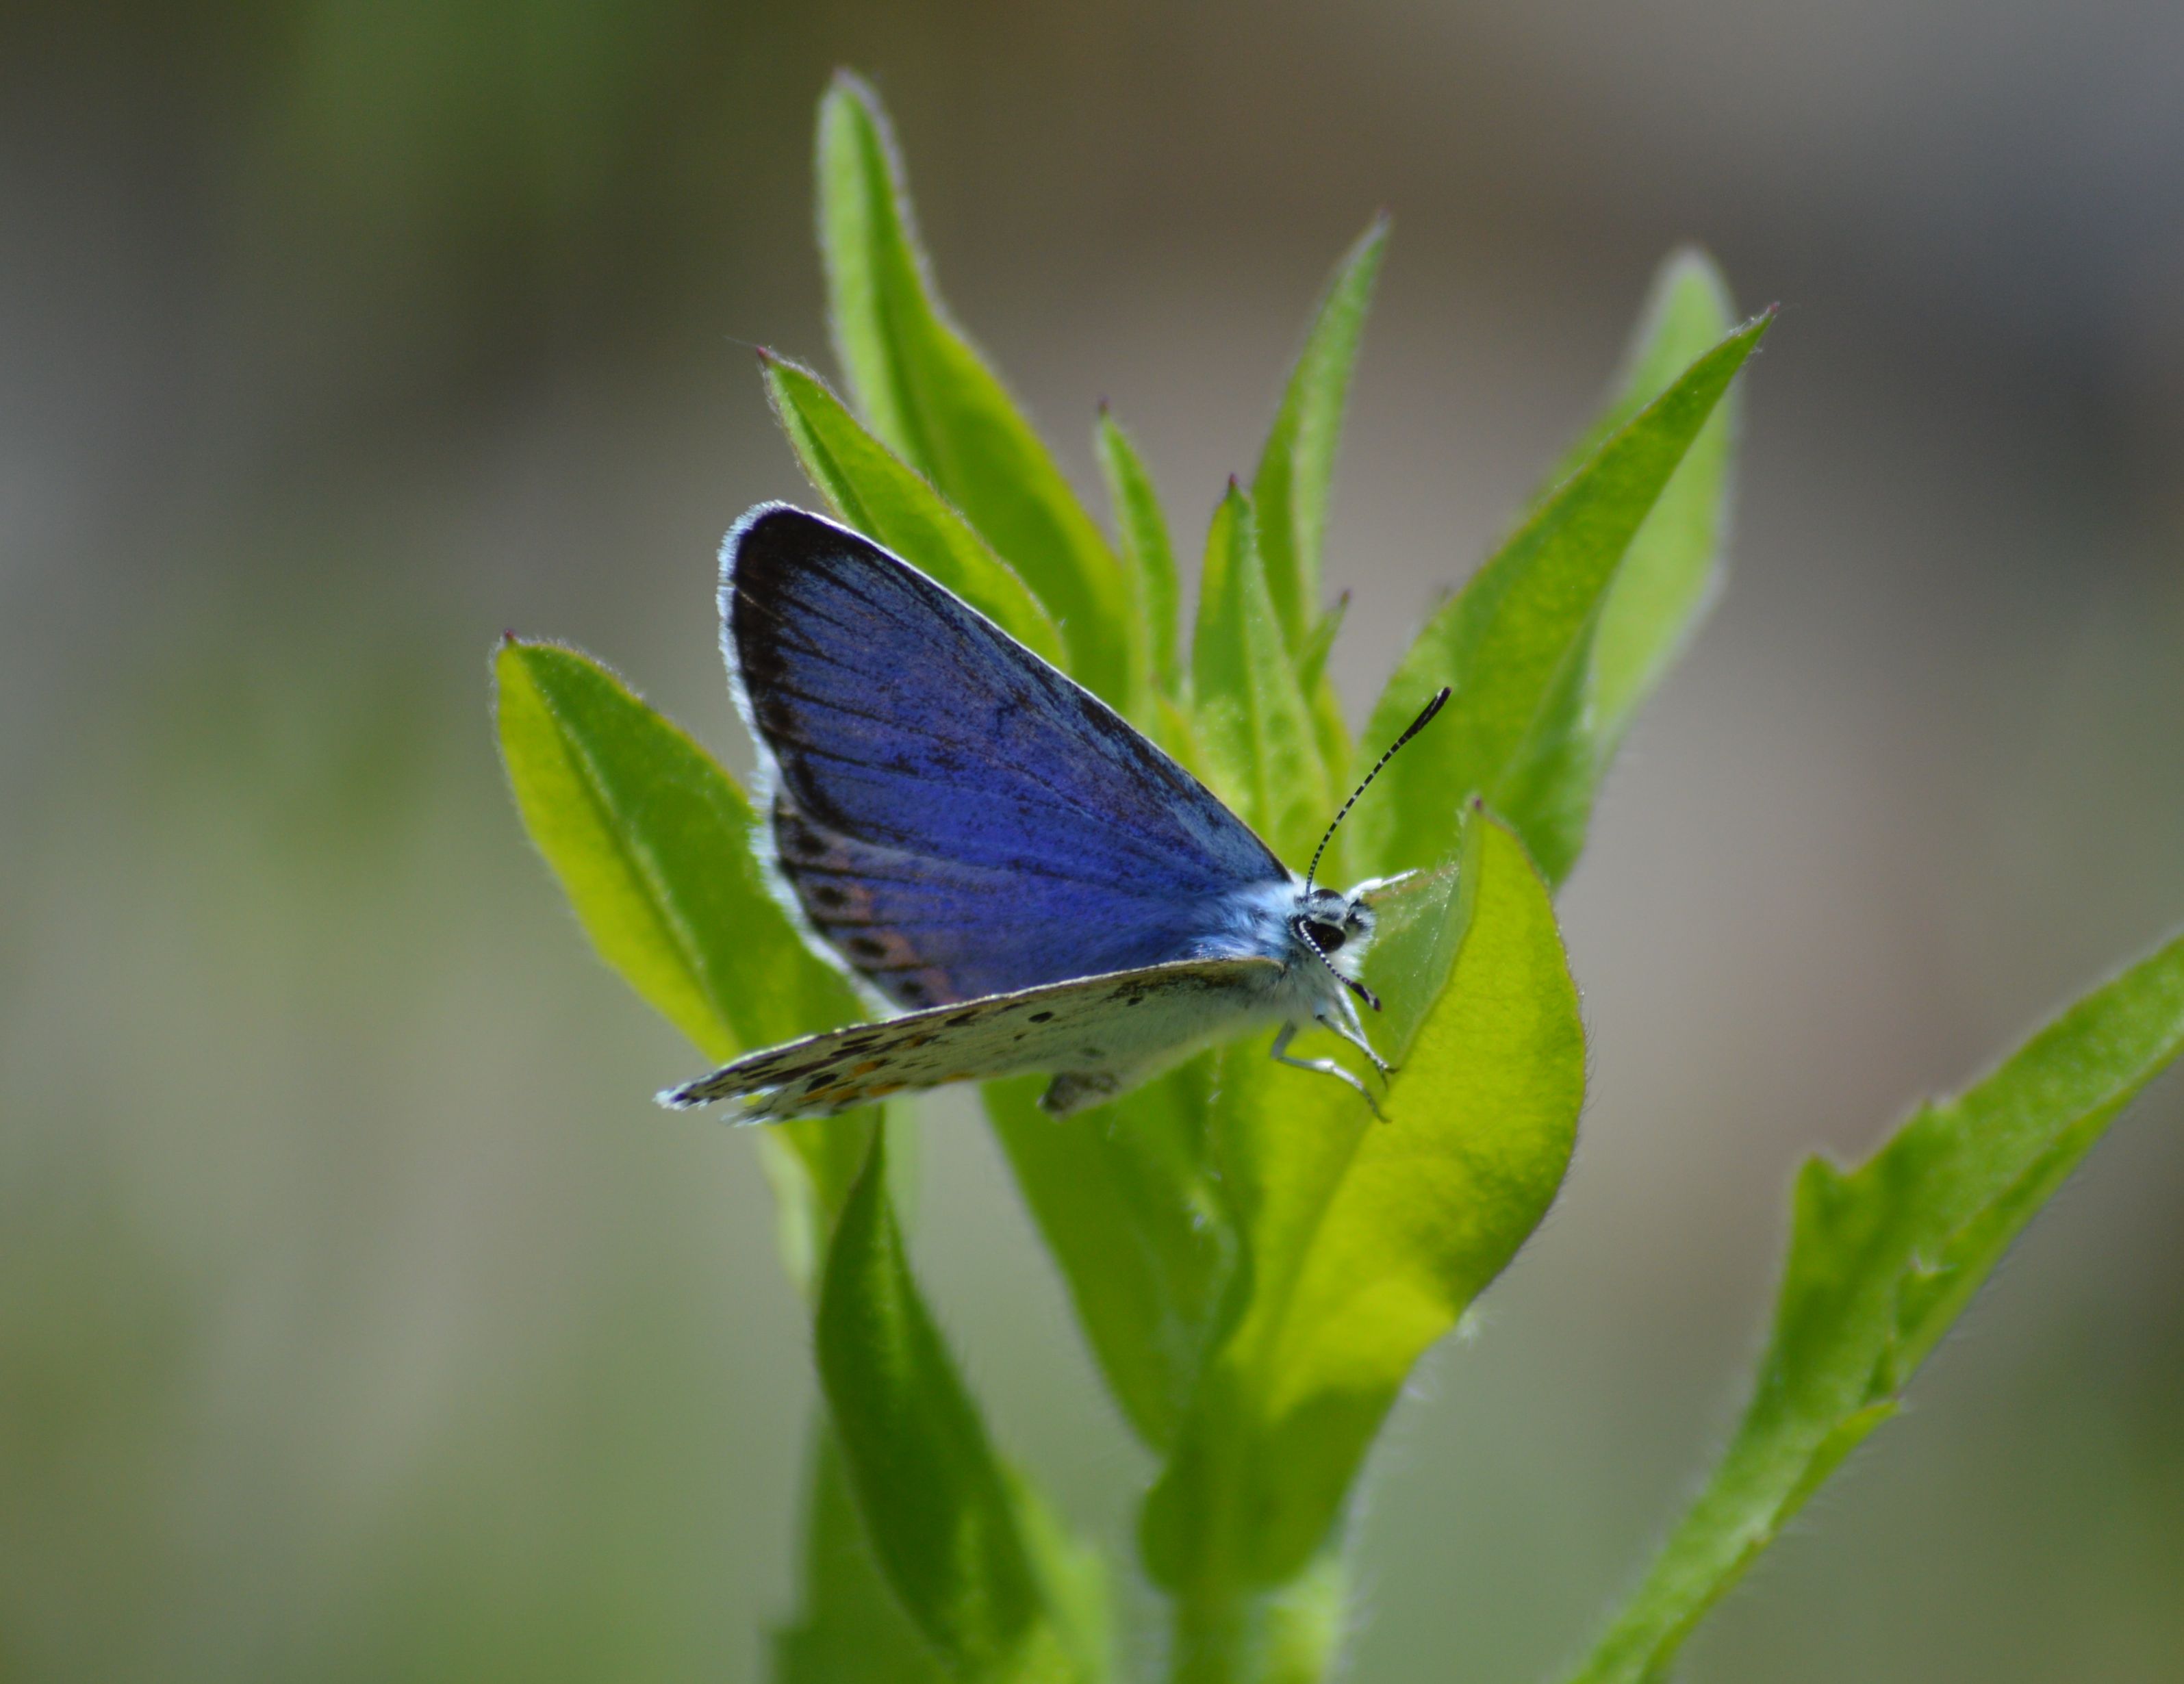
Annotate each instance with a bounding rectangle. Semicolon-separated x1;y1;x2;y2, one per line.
1318;997;1392;1080
1269;1022;1385;1120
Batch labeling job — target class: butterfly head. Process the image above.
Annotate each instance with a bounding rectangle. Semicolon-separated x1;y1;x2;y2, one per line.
1287;883;1382;1011
1293;885;1375;961
1287;685;1451;1016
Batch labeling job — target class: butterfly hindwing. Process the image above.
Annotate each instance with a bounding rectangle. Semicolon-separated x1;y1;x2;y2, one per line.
658;956;1285;1121
726;506;1290;1008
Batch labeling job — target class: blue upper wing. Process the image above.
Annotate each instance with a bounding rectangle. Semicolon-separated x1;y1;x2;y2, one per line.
725;505;1290;1008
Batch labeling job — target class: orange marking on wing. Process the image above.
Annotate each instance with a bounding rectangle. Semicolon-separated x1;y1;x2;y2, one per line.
850;1060;882;1076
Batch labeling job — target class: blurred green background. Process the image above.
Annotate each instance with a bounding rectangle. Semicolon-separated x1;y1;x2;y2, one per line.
4;2;2182;1679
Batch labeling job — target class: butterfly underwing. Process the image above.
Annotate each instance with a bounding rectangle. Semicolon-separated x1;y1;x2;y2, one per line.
660;956;1284;1121
659;504;1446;1123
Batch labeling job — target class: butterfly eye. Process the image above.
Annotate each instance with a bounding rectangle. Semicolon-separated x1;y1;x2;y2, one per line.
1301;918;1346;954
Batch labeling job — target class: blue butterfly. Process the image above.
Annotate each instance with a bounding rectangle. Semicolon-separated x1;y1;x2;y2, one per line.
659;505;1447;1122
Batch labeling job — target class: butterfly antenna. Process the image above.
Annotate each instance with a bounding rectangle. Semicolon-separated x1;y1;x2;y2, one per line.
1304;686;1453;891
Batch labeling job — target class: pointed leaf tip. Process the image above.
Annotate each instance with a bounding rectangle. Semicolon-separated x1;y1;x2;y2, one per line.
1191;485;1333;870
1253;216;1388;654
1094;406;1184;704
1352;299;1765;885
493;639;880;1286
815;71;1136;709
762;353;1066;668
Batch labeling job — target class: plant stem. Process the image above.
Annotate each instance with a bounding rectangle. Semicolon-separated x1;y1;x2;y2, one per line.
1169;1579;1249;1684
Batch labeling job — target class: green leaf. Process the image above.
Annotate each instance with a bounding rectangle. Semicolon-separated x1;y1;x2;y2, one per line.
1293;596;1347;697
1564;927;2184;1684
817;1123;1105;1682
1189;485;1331;865
1409;253;1740;887
1252;217;1387;654
816;73;1139;711
1579;249;1741;759
984;1058;1236;1454
1247;220;1384;870
774;1425;953;1684
1143;811;1584;1592
1482;629;1597;889
1096;407;1184;700
1151;692;1213;783
1349;313;1770;888
496;641;830;1058
765;355;1068;670
1302;652;1355;884
493;639;874;1288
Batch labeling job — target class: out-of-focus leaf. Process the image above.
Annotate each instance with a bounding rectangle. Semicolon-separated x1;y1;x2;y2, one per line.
492;639;872;1288
1189;485;1330;864
1482;631;1597;890
816;73;1138;710
1008;1467;1115;1684
1152;693;1212;784
774;1425;951;1684
817;1123;1104;1682
1143;812;1583;1591
765;355;1067;669
1394;255;1740;887
1302;641;1354;875
1252;218;1387;654
1248;221;1383;863
1096;407;1183;701
1565;928;2184;1684
1575;249;1741;759
1293;596;1348;696
1349;314;1769;887
985;1058;1234;1454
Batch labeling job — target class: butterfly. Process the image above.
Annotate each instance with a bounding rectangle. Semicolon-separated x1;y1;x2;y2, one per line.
657;505;1448;1123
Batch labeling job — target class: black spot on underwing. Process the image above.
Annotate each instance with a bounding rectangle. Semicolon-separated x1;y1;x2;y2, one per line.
1028;1010;1054;1023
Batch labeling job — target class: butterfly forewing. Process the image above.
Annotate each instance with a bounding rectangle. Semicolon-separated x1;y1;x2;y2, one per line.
727;507;1290;1008
659;956;1284;1121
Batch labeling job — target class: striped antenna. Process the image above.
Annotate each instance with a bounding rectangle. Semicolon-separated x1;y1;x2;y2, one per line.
1304;686;1452;891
